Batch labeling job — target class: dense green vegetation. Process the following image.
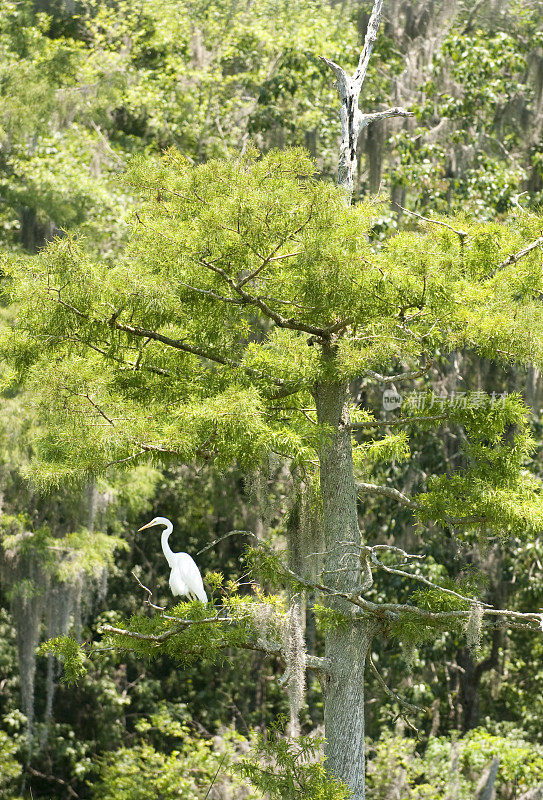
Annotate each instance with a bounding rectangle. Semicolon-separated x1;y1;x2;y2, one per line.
1;1;543;798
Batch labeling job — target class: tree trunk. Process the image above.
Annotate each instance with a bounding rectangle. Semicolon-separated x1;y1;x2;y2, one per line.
476;756;500;800
458;625;501;732
314;370;374;799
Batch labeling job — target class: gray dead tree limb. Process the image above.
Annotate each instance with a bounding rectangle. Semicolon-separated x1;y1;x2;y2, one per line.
321;0;413;197
518;787;543;800
476;756;500;800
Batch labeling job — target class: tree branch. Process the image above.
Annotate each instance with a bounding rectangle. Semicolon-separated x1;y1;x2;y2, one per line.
198;257;327;337
350;413;448;429
110;318;243;368
358;107;413;133
131;570;167;614
190;530;541;635
79;338;172;377
99;621;330;671
368;554;491;607
490;235;543;277
27;768;79;799
321;0;412;194
353;0;383;87
358;481;420;509
235;211;311;290
368;652;425;715
394;203;468;242
357;481;484;526
364;364;431;384
48;285;291;388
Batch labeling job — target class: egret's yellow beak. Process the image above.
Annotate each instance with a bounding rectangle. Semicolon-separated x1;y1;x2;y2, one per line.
138;521;155;531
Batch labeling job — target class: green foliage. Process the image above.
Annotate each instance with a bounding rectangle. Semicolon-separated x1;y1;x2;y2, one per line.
367;728;543;800
53;530;128;582
0;514;127;588
38;636;88;684
5;147;543;514
0;730;21;800
460;728;543;792
93;704;257;800
353;431;410;474
366;732;426;799
0;0;363;252
312;603;351;633
0;1;129;252
398;391;543;536
245;544;305;592
235;720;351;800
391;6;543;215
1;4;543;798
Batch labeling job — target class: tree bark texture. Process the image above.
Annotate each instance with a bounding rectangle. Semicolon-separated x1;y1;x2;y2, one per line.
314;373;374;799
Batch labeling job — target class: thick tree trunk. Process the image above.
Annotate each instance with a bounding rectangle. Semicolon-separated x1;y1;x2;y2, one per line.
314;372;373;799
322;623;373;799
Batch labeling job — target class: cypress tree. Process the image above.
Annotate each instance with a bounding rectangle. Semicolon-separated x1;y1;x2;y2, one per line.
4;4;543;796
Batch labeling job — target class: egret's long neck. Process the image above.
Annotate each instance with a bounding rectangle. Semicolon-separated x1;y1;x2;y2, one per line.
161;522;175;567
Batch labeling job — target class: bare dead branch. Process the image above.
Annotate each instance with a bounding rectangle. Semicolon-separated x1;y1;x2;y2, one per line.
320;0;412;195
353;0;383;87
196;529;254;556
27;767;79;799
359;107;414;130
131;570;167;614
203;754;228;800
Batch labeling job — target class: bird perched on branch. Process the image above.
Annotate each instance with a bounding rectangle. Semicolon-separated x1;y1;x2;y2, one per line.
138;516;208;603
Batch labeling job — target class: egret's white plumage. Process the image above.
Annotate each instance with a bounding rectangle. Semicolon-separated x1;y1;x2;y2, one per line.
138;516;208;603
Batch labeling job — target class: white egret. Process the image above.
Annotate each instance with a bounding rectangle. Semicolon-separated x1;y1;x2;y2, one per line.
138;516;208;603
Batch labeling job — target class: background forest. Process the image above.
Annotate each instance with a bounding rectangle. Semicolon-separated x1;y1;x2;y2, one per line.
1;0;543;798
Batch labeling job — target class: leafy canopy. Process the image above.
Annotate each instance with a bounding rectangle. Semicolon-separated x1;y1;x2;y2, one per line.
4;147;543;535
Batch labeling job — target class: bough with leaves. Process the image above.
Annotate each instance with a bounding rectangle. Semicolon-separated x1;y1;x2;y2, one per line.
4;1;543;797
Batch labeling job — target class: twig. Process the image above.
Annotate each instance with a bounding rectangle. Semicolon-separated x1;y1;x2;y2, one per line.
394;203;468;241
489;235;543;277
357;481;484;526
178;282;246;304
131;570;166;614
197;530;253;555
83;393;116;426
89;121;126;167
350;413;448;429
364;366;431;384
27;767;79;799
368;653;425;715
203;753;227;800
368;558;491;607
198;255;327;338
